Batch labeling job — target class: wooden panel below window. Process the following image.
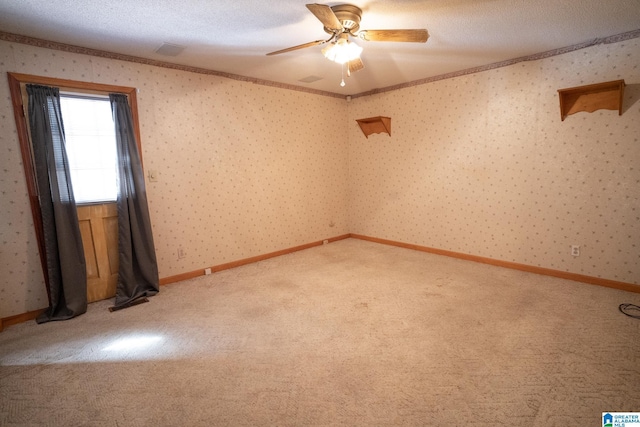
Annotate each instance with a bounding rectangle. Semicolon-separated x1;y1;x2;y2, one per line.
77;203;119;303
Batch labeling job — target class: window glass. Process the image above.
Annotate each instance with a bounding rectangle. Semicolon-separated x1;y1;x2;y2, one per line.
60;95;118;203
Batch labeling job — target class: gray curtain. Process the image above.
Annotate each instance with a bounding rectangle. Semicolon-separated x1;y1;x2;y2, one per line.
110;94;159;308
26;84;87;323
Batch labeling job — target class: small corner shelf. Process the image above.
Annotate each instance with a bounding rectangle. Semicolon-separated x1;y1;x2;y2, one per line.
557;80;625;121
356;116;391;138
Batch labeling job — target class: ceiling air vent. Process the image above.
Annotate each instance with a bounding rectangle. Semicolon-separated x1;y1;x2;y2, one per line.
155;43;185;57
298;75;324;84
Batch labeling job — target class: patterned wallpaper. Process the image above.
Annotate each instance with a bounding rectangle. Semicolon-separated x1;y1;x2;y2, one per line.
348;39;640;285
0;44;46;317
0;41;349;318
1;36;638;320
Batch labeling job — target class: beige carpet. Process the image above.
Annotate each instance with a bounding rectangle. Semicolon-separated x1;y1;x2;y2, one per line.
1;238;639;426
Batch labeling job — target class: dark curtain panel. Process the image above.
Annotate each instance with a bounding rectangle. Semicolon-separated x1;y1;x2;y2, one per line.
110;94;159;308
26;84;87;323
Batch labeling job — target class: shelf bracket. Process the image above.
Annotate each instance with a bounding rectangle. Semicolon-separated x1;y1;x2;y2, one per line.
558;80;625;121
356;116;391;138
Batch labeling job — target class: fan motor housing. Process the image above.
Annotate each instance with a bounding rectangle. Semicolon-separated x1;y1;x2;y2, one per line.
323;4;362;34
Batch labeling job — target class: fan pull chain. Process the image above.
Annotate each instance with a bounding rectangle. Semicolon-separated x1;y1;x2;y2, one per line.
340;63;346;87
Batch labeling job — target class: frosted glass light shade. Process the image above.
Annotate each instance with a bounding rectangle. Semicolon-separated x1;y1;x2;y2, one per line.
322;38;362;64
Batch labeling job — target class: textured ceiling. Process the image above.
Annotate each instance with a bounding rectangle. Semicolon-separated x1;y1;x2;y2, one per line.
1;0;639;96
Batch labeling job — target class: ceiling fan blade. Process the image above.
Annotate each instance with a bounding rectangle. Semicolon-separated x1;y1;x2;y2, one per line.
358;29;429;43
306;3;343;31
348;57;364;76
266;39;327;56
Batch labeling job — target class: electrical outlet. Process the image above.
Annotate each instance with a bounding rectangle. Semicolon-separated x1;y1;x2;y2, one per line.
571;245;580;257
204;268;211;275
177;247;186;259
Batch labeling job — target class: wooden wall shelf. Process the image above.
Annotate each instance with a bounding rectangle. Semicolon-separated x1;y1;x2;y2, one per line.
558;80;625;121
356;116;391;138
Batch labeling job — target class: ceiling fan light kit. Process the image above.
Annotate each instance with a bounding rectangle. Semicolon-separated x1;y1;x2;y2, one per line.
266;3;429;87
321;35;362;64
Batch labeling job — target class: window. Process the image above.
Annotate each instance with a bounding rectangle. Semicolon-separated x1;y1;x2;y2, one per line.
8;73;144;286
60;94;118;204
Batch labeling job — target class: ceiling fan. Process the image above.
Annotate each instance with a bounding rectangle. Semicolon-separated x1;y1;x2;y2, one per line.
266;3;429;84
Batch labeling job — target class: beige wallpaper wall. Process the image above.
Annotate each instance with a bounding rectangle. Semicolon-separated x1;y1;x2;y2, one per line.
348;39;640;285
1;36;638;320
0;41;349;318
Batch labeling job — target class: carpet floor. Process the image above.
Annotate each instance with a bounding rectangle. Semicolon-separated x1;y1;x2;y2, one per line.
1;238;639;426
